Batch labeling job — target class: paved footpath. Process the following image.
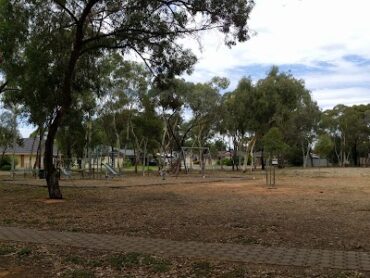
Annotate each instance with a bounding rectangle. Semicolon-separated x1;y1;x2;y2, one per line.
0;226;369;272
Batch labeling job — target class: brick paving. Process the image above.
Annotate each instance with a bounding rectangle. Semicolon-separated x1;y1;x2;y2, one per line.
0;226;369;271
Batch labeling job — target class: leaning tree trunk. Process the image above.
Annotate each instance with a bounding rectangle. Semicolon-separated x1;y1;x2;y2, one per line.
44;111;63;199
43;2;94;199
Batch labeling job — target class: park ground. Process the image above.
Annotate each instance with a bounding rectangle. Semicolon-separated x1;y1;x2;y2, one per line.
0;168;369;277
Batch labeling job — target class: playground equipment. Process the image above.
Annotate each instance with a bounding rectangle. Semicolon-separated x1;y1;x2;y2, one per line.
103;163;120;178
60;166;72;178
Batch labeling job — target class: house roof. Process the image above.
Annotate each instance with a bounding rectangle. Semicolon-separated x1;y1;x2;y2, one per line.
0;137;58;156
117;149;135;156
100;148;135;157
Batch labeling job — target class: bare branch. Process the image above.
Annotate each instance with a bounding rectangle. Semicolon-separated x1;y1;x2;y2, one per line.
53;0;78;23
0;81;8;94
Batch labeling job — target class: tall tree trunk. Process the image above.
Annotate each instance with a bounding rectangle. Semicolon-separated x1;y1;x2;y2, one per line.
34;128;44;171
303;141;311;168
198;128;205;176
302;142;306;168
142;139;147;176
309;149;314;167
1;148;6;161
133;146;138;174
43;2;94;199
28;132;37;171
352;142;358;166
342;134;346;167
122;122;130;172
242;139;249;173
44;111;63;199
232;137;238;171
66;137;72;169
250;137;256;170
261;148;265;170
333;137;341;166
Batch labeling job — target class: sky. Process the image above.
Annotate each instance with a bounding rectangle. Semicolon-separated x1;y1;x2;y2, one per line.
14;0;370;136
183;0;370;110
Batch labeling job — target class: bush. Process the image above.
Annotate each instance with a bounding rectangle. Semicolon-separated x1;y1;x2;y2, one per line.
123;158;132;167
0;164;11;171
0;155;17;171
0;156;11;167
217;156;244;166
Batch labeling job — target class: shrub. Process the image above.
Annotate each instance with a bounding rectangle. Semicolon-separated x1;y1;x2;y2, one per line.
0;164;11;171
123;158;132;168
0;155;18;170
0;156;11;167
217;156;244;166
17;247;32;257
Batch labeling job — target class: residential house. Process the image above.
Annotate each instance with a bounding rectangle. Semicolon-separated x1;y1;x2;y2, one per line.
0;137;58;169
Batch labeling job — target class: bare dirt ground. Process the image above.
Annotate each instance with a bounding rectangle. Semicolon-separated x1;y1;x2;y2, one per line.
0;168;370;277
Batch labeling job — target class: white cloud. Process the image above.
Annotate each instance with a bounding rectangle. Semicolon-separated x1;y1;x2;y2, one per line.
312;87;370;110
182;0;370;109
19;126;35;138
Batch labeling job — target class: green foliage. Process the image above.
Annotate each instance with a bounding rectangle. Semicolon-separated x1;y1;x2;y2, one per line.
0;155;11;167
285;145;304;166
122;158;133;168
0;155;17;170
0;109;22;154
315;134;334;157
1;0;254;197
262;127;289;157
320;104;370;165
217;157;244;166
186;80;224;147
17;247;32;257
221;77;255;141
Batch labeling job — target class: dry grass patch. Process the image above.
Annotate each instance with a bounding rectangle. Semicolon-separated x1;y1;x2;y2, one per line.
0;168;369;252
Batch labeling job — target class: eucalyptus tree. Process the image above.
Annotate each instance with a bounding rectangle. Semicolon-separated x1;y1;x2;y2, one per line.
284;86;321;167
185;79;225;173
254;67;318;168
320;104;370;166
0;0;254;198
98;54;150;169
0;110;20;159
130;96;163;174
150;78;190;168
56;93;97;169
220;77;254;170
344;105;370;165
315;134;334;165
262;127;288;162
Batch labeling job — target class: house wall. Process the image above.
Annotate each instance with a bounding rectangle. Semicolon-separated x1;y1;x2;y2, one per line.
16;155;44;169
1;154;43;170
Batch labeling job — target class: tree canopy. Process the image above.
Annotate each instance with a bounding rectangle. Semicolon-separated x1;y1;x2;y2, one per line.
0;0;255;198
